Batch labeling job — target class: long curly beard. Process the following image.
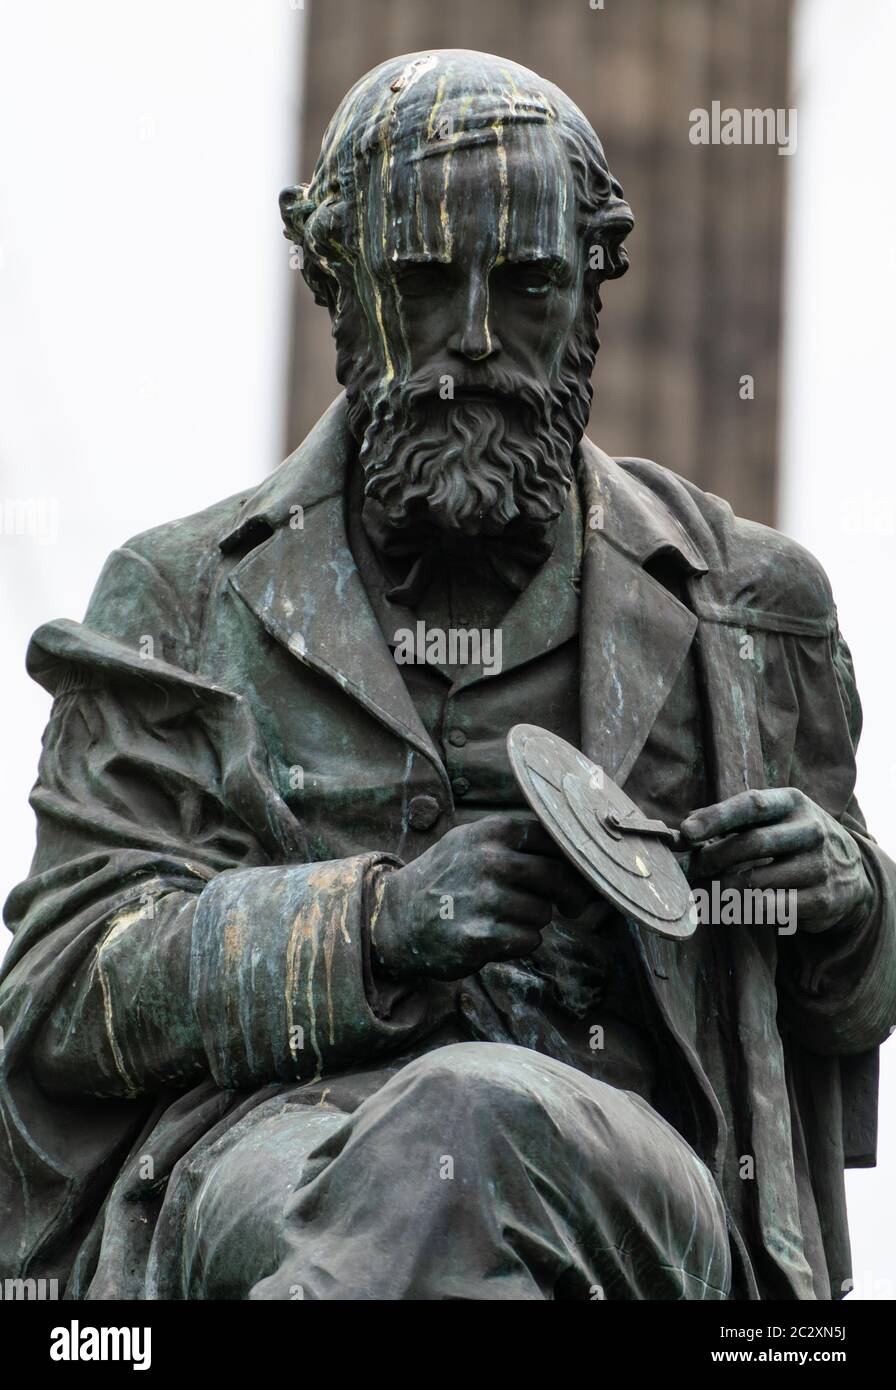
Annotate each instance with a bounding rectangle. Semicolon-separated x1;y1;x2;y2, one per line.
339;315;599;542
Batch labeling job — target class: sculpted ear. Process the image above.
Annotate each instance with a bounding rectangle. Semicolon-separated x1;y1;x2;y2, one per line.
279;182;341;312
594;179;634;282
279;183;313;247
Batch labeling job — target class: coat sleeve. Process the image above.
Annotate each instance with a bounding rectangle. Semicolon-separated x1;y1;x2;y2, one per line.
777;627;896;1056
1;545;430;1104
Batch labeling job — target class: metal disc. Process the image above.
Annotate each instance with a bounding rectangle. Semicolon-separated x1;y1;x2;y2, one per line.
507;723;696;940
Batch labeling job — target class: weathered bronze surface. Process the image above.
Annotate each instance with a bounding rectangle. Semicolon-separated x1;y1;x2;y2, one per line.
507;724;695;940
1;48;894;1302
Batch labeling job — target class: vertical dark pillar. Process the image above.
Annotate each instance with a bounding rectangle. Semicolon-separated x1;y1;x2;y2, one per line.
285;0;792;525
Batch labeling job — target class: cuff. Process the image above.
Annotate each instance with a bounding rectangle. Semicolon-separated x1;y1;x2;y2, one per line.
190;854;426;1088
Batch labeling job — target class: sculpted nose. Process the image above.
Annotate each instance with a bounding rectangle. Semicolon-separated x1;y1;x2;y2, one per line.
447;278;502;362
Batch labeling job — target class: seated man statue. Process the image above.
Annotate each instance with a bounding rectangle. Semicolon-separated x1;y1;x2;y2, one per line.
2;49;894;1302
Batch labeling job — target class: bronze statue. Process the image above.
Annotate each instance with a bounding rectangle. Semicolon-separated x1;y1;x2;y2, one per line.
2;49;893;1301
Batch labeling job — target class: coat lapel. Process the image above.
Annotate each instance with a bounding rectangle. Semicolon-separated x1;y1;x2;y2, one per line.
221;396;450;796
576;437;707;784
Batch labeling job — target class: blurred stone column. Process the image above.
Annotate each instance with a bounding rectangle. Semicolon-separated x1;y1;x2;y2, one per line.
285;0;792;525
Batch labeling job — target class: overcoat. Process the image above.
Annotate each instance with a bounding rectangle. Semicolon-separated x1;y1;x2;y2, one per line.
2;395;893;1299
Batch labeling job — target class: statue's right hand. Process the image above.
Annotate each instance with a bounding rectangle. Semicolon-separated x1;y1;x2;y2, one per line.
371;814;591;982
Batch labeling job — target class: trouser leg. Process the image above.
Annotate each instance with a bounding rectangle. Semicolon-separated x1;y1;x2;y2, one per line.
184;1042;730;1300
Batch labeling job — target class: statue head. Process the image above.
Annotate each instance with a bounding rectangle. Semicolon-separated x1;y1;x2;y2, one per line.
281;50;633;545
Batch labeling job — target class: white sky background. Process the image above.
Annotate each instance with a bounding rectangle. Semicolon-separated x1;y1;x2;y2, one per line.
781;0;896;1299
0;0;303;925
0;0;893;1299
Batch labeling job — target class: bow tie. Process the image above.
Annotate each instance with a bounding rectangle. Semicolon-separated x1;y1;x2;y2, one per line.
361;498;559;606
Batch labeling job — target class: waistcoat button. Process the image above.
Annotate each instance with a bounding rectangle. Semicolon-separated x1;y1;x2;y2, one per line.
408;794;442;831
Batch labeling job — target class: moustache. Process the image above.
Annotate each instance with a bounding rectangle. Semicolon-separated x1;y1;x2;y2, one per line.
394;365;550;416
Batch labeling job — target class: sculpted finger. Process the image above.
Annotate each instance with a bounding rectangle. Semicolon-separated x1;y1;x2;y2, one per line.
485;814;563;858
490;851;567;896
491;890;555;928
491;853;593;918
774;884;836;933
694;819;823;877
474;921;545;963
680;788;799;844
730;854;825;892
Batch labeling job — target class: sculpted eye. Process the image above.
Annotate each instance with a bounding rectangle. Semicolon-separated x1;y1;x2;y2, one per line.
496;264;555;297
394;265;448;299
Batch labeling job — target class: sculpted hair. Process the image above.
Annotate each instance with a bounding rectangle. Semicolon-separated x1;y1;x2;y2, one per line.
279;50;634;319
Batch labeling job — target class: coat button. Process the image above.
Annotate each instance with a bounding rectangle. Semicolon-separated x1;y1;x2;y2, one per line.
452;776;471;799
408;794;442;831
448;728;467;747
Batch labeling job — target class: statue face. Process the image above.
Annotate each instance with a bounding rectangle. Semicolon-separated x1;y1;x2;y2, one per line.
283;51;633;545
363;125;582;388
344;125;593;542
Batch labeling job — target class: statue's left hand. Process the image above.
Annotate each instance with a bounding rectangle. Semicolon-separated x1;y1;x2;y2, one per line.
679;788;873;935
